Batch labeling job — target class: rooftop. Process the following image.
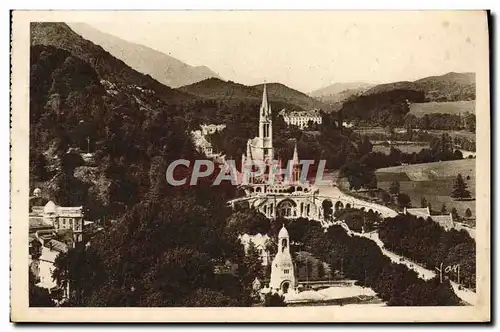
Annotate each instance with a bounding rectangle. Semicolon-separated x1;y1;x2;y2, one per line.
431;214;455;230
405;207;431;218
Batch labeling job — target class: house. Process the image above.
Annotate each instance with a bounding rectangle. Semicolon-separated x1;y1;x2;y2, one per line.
281;109;322;130
431;214;455;231
404;207;455;231
30;200;84;245
403;207;431;219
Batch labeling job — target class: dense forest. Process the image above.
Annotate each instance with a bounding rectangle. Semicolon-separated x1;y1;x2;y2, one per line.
29;24;254;306
338;87;476;132
362;72;476;102
206;107;370;172
339;89;426;127
379;214;476;289
230;213;462;306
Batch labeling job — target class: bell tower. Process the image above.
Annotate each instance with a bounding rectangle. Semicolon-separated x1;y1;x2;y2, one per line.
270;226;295;294
258;84;274;162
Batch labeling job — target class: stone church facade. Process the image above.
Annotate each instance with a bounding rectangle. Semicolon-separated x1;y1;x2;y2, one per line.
235;85;326;221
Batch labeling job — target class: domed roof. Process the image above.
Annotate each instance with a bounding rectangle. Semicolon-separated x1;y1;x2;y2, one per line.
44;201;57;214
278;226;289;238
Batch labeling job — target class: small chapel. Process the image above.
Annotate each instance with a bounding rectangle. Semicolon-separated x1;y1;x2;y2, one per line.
269;225;296;294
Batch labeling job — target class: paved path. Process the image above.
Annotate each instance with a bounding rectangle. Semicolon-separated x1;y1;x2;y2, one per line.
318;173;477;306
323;221;477;305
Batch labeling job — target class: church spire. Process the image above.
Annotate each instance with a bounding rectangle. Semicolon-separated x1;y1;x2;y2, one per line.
292;142;299;164
261;84;269;113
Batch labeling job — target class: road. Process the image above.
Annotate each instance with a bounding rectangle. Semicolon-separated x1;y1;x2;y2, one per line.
324;222;477;305
317;175;477;305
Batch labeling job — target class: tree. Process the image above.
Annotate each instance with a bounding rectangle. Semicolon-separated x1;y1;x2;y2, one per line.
453;149;463;160
317;261;326;279
379;190;392;205
451;174;471;200
420;197;428;208
182;288;239;307
306;259;314;280
441;203;447;214
30;152;49;181
226;208;270;236
465;113;476;132
263;292;287;307
238;241;264;304
389;181;400;196
339;162;376;191
465;208;472;219
29;270;55;307
451;208;459;221
397;193;411;209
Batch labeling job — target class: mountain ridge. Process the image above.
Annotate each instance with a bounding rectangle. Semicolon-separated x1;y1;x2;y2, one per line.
30;22;194;104
310;82;374;98
363;72;475;101
179;77;333;112
67;22;221;88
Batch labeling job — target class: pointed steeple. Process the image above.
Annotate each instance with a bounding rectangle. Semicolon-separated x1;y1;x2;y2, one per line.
292;142;299;164
261;84;269;112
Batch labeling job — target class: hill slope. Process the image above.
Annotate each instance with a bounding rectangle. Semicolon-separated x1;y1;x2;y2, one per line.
310;82;374;105
67;23;221;88
179;78;331;112
29;23;202;205
31;22;193;104
253;83;329;111
310;82;374;98
363;72;475;102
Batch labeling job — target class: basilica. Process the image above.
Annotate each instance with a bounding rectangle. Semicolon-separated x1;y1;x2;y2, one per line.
235;85;325;221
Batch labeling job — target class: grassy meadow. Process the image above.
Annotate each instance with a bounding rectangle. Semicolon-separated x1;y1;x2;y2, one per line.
376;159;476;218
409;101;475;117
372;142;429;155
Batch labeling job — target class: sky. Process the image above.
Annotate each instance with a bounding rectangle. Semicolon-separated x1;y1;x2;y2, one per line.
74;11;486;92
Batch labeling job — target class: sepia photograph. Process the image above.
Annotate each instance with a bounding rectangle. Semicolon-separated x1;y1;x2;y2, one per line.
10;10;490;322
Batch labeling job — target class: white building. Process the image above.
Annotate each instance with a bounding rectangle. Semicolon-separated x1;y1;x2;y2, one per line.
281;109;322;130
269;226;296;294
31;200;84;244
201;124;226;136
404;207;455;231
191;124;226;157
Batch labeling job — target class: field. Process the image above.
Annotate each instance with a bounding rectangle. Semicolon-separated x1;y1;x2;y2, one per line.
354;127;388;136
424;129;476;141
409;101;475;117
376;159;476;218
372;142;429;155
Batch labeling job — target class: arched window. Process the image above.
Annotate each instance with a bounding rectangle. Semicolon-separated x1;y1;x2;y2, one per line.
281;239;288;252
277;200;295;217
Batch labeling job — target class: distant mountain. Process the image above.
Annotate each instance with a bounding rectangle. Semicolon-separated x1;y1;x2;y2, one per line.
67;23;221;88
179;78;333;112
309;82;374;110
363;72;475;101
310;82;374;98
253;83;330;111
